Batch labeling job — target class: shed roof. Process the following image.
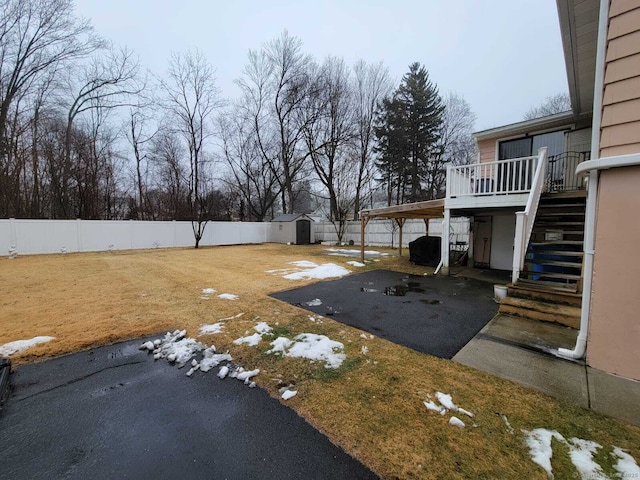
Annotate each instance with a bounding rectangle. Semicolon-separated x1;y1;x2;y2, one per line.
271;213;313;222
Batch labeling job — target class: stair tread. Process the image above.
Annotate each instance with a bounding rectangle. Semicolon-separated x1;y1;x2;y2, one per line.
521;271;582;280
536;212;586;217
534;222;585;226
500;296;581;316
530;240;584;245
531;230;584;235
524;259;583;268
528;250;584;257
517;278;579;293
538;203;586;208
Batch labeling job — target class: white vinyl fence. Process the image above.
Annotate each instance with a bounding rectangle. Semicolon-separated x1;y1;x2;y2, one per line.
314;218;469;247
0;217;469;256
0;219;269;256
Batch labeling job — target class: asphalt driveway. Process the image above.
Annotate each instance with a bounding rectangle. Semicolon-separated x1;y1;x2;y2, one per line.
271;269;498;359
0;339;377;480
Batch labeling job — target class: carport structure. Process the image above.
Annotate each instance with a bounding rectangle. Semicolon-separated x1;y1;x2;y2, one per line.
359;199;445;263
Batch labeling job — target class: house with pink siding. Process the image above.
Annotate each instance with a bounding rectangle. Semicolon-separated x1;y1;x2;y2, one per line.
440;0;640;384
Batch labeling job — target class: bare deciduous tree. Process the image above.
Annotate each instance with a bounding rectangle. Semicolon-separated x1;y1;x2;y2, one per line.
0;0;103;160
352;60;392;219
237;30;313;214
159;49;222;247
524;92;571;120
219;114;281;221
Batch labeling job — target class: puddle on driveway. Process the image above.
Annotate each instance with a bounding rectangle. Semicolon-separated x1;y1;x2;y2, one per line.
383;282;425;296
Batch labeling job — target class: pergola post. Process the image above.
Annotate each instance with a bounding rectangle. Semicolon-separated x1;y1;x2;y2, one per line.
360;215;370;263
395;218;406;257
441;209;451;275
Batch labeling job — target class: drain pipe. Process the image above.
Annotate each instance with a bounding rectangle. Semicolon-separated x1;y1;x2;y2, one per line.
558;0;608;360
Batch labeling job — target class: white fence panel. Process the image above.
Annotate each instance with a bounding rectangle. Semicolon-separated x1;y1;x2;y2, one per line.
0;219;271;256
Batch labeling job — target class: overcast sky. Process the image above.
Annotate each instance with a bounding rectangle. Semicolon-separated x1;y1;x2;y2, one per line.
74;0;568;131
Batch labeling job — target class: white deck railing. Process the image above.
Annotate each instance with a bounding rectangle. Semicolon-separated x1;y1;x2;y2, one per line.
512;147;548;283
446;155;540;198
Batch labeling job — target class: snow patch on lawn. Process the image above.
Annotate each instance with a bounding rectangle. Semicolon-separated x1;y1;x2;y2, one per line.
0;336;55;356
283;263;350;280
612;447;640;477
266;333;345;369
219;312;245;321
233;333;262;347
289;260;318;268
522;428;640;479
347;261;365;267
199;323;224;335
201;288;216;294
219;293;239;300
325;248;388;258
254;322;272;335
449;416;465;429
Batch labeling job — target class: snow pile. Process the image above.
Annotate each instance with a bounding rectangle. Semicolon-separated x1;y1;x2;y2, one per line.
305;298;322;306
283;262;350;281
347;261;365;267
522;428;640;479
0;336;55;356
266;333;346;369
199;323;224;335
139;330;263;387
140;330;205;367
219;293;239;300
361;346;369;355
449;417;465;429
281;389;297;400
202;288;216;294
501;414;515;435
423;391;475;428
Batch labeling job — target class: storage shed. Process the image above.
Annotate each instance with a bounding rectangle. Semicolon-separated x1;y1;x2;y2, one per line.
271;214;314;245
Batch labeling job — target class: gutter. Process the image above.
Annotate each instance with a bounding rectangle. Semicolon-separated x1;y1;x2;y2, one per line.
558;0;609;360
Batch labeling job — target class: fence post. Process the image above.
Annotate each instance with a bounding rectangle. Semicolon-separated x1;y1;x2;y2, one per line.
76;219;83;252
9;218;17;249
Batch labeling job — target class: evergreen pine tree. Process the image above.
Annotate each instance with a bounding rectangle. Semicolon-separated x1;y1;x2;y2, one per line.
374;63;444;204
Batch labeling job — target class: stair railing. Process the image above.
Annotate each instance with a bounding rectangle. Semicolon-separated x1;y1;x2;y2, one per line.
512;147;548;283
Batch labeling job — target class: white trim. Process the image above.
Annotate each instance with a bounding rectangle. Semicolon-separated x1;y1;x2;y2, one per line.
575;153;640;176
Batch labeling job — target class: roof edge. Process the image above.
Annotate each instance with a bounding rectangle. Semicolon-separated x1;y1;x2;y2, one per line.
473;111;578;140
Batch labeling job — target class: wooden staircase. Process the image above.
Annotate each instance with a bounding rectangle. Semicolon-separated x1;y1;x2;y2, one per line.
499;191;586;327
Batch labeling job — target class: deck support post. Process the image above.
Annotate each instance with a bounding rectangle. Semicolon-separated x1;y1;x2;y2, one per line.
360;215;370;263
395;218;406;257
441;209;450;275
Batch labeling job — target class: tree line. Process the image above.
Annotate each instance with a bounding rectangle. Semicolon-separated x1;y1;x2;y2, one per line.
0;0;476;244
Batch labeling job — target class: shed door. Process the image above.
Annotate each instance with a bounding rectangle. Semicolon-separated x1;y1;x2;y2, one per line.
296;220;310;245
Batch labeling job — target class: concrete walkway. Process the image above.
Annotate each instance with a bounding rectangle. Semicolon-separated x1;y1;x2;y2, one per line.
454;313;640;426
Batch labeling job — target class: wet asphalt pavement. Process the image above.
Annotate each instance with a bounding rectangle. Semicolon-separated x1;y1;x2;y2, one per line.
0;339;378;480
271;270;498;359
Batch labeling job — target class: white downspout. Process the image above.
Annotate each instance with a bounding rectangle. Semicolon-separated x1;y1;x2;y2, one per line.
558;0;609;360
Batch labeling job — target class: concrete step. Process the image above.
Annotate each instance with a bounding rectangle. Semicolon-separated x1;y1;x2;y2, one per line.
499;297;581;328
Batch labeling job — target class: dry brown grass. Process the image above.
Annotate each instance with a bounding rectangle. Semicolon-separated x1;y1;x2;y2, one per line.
2;243;639;479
